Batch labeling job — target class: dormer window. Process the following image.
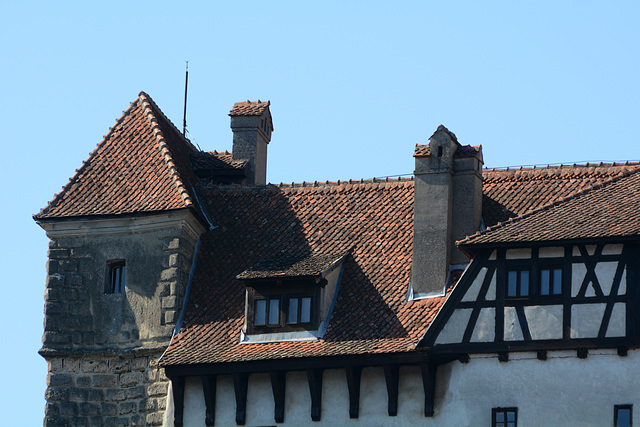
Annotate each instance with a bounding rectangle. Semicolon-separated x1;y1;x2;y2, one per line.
237;253;347;340
106;260;126;294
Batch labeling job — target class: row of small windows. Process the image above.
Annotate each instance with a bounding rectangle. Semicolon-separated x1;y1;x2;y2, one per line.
255;295;313;327
492;405;632;427
506;266;563;299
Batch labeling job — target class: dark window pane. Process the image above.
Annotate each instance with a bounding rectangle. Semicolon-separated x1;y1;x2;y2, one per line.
507;423;515;427
540;269;550;295
508;271;517;297
268;299;280;325
520;271;529;296
301;297;312;323
553;269;562;295
255;300;266;325
616;407;631;427
507;411;515;422
496;412;504;422
288;298;299;324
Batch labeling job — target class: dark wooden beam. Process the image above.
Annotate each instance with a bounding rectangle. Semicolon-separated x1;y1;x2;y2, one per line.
307;368;323;421
233;373;248;425
345;366;362;419
618;346;628;357
201;375;216;426
171;376;185;426
421;362;437;417
536;349;547;361
577;348;588;359
498;352;509;362
270;371;286;423
384;364;399;416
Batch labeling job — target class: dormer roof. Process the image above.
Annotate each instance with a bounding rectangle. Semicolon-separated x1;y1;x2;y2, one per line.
229;100;271;117
35;92;200;220
237;252;347;281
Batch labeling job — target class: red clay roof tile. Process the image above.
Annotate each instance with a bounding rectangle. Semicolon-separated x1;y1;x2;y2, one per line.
35;92;200;220
229;100;270;116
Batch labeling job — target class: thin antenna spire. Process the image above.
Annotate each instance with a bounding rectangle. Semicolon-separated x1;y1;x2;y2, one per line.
183;61;189;136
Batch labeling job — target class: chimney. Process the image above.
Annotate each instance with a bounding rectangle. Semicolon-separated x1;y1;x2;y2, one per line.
229;100;273;185
411;125;483;297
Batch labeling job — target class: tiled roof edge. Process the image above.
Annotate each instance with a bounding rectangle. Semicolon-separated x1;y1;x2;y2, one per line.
34;100;141;220
138;92;194;208
459;167;640;246
483;161;640;175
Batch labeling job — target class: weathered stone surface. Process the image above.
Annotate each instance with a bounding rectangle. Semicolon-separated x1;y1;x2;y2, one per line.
147;381;169;397
120;372;142;387
92;374;117;388
105;388;126;402
79;402;99;416
146;411;165;426
110;359;130;374
131;357;147;372
69;388;88;401
104;417;130;427
87;389;104;401
164;310;178;324
75;376;91;387
126;385;145;399
101;402;117;416
46;387;70;401
161;296;177;309
59;401;78;416
49;358;63;373
119;401;137;415
82;360;108;373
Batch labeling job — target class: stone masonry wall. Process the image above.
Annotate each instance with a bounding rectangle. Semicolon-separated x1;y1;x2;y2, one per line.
45;354;169;427
40;213;204;426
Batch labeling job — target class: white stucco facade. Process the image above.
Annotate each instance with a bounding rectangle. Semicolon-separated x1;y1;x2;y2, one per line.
163;349;639;426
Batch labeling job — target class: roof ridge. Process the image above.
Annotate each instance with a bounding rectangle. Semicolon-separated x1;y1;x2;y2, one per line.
273;176;415;188
460;167;640;245
138;92;194;208
34;99;141;219
483;161;640;174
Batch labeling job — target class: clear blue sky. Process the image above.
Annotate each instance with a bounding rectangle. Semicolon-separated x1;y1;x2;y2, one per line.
1;1;638;424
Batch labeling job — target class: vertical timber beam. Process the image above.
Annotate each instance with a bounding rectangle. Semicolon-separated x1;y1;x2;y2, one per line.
233;373;248;425
421;362;437;417
345;366;362;419
202;375;217;426
384;364;399;416
307;368;323;421
270;371;286;423
172;376;186;427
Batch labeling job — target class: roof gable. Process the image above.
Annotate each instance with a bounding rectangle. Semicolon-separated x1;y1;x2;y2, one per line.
35;92;199;220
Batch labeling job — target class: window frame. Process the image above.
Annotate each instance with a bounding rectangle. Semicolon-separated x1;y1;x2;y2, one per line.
105;260;126;294
247;282;319;334
506;265;530;299
615;404;633;427
492;407;517;427
537;261;564;298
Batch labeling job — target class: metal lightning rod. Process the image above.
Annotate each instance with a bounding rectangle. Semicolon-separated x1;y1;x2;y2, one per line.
183;61;189;136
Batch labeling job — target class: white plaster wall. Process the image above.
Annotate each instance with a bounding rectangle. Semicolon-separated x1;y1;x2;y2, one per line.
471;307;495;342
436;308;472;344
461;267;486;302
437;350;640;427
524;305;563;340
539;246;564;258
169;350;640;426
571;304;606;338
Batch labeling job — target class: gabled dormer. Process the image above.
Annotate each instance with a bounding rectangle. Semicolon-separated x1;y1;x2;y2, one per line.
237;252;347;343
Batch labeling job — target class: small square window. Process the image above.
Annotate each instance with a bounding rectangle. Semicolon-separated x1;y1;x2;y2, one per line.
540;267;563;296
106;260;126;294
493;408;517;427
507;269;529;298
615;405;632;427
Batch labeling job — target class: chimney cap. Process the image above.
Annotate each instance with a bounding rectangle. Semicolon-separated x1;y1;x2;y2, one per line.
229;100;271;117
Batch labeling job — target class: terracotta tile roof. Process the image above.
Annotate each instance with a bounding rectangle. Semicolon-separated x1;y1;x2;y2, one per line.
237;253;346;280
481;162;640;227
229;100;271;116
35;92;200;220
461;169;640;247
160;180;447;366
190;150;247;171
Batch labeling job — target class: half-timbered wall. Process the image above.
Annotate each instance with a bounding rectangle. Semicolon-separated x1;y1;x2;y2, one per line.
426;243;639;354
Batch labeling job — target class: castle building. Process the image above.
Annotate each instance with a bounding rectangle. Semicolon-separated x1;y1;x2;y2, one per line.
36;92;640;426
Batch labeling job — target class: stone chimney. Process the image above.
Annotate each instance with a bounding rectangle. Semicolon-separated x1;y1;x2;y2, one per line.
411;125;483;297
229;100;273;185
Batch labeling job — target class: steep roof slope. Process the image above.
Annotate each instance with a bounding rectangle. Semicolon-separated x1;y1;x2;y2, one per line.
482;163;640;227
461;169;640;247
161;179;446;366
35;92;199;220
